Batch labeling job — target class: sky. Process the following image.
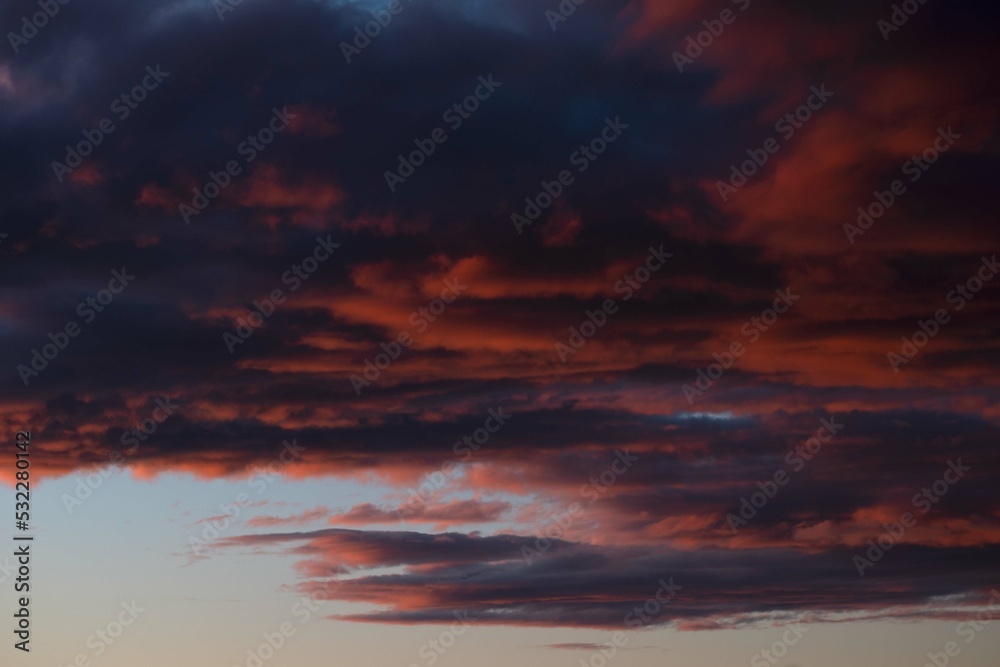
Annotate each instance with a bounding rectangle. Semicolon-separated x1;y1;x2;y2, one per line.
1;0;999;665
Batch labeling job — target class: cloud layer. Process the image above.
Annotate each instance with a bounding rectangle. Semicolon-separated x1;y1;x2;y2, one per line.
1;0;998;630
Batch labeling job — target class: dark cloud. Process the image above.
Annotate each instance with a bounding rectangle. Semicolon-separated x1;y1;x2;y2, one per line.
216;528;1000;628
0;0;998;632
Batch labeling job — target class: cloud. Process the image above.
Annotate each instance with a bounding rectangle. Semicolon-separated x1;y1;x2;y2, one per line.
0;0;997;635
215;527;1000;628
